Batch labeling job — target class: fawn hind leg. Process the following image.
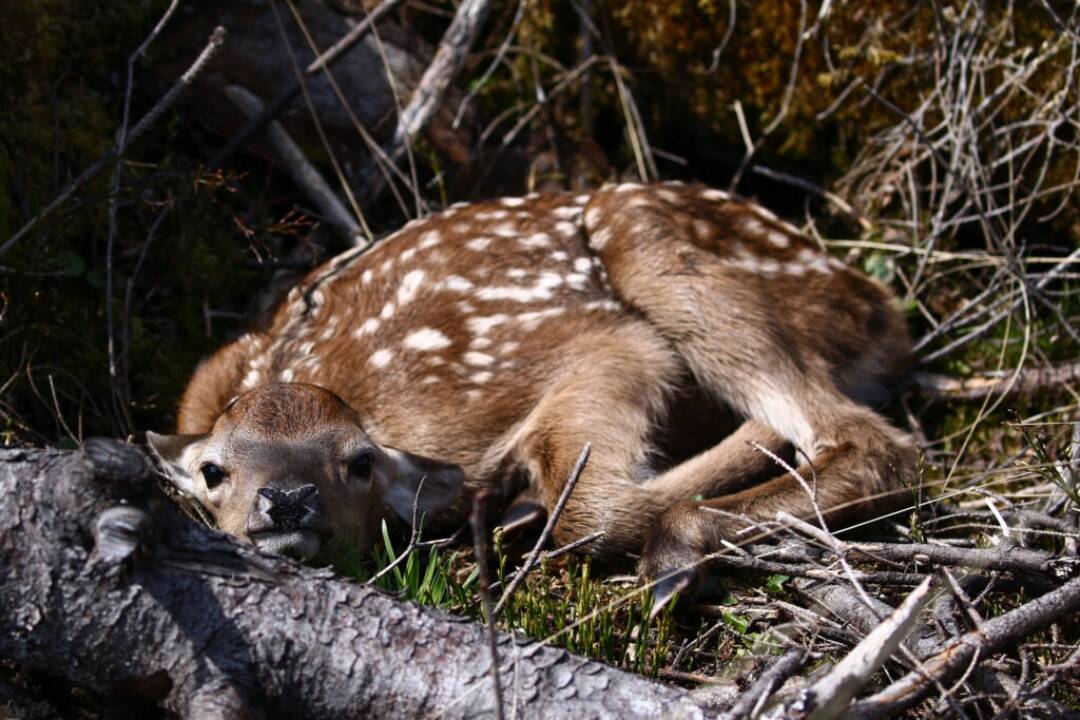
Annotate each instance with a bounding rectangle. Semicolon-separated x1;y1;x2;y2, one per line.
583;185;916;601
504;323;799;562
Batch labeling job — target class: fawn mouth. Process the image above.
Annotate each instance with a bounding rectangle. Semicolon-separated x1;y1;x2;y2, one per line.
249;529;322;560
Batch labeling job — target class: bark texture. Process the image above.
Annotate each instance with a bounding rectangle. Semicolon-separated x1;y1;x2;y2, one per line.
0;444;708;719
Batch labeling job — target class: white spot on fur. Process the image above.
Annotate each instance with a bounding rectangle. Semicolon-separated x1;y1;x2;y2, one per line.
758;258;781;275
466;237;493;252
466;389;483;402
470;371;494;384
422;375;440;385
507;268;528;279
551;250;570;262
565;273;588;289
501;196;526;207
491;222;518;238
784;262;807;277
380;302;395;320
590;227;612;251
467;314;509;335
404;327;452;351
574;194;591;205
499;341;519;354
657;188;681;203
554;221;578;237
517;307;565;330
397;269;425;306
400;248;417;263
356;318;380;337
700;188;730;202
457;301;476;314
573;257;591;273
443;275;474;292
369;349;393;368
380;259;394;275
419;230;441;248
584;299;622;312
242;369;260;389
741;217;764;235
362;269;374;285
475;282;552;302
478;210;509;221
552;206;583;220
584;207;603;229
615;182;644;193
767;231;791;249
280;369;295;382
538;272;563;289
693;219;713;238
519;232;553;249
470;336;492;350
465;351;495;367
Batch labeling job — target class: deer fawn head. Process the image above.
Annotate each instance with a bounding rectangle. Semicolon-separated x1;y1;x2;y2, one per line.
148;383;463;559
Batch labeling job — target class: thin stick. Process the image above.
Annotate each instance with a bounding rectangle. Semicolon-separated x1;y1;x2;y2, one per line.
268;0;372;243
469;492;505;720
493;443;591;618
851;573;1080;718
1;27;227;259
211;0;406;168
911;359;1080;401
105;0;182;435
796;577;935;720
538;529;604;562
366;477;425;586
719;647;809;720
358;0;494;203
224;85;360;241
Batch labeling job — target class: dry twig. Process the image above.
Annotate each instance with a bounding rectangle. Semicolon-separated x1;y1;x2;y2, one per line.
493;443;591;618
0;27;227;259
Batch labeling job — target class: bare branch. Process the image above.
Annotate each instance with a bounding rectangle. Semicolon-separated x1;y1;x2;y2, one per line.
0;27;227;259
493;443;591;618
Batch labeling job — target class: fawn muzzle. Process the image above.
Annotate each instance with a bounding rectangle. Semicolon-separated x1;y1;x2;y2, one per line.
247;483;327;559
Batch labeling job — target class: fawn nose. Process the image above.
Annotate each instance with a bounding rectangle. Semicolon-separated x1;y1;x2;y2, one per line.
249;484;321;534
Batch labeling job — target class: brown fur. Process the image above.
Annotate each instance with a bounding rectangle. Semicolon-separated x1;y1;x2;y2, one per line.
160;182;915;580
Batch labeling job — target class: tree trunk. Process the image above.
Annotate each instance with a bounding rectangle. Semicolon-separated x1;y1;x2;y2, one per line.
0;443;708;719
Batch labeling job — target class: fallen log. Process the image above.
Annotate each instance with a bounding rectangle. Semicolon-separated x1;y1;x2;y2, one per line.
0;442;709;719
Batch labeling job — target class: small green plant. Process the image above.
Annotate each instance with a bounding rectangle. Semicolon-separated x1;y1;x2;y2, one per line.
328;520;478;611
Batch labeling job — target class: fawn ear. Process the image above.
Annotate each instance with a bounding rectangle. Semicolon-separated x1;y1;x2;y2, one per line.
147;431;210;505
381;447;464;526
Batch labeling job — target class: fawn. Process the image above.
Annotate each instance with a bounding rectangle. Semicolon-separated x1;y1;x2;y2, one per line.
149;181;915;605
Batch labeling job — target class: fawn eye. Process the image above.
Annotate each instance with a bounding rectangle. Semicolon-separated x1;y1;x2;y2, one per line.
349;451;375;481
201;462;227;489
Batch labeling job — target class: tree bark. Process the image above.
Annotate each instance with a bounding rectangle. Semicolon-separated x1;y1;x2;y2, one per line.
0;443;709;719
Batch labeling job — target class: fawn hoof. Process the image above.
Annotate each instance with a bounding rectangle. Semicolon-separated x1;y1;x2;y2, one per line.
498;499;546;534
648;567;695;619
640;517;708;617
